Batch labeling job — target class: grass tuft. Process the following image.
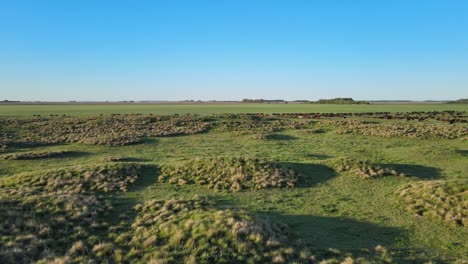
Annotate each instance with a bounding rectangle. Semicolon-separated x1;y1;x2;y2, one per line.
399;180;467;226
158;157;299;191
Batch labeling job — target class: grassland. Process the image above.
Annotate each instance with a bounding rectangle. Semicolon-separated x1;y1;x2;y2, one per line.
0;105;467;263
0;102;467;116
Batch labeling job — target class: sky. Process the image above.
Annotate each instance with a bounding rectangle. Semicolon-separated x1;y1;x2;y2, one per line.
0;0;467;101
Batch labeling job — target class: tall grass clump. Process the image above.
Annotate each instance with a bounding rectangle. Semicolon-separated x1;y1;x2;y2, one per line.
110;196;314;263
158;157;299;191
1;150;72;160
1;163;142;193
399;180;467;226
331;157;406;179
0;163;144;263
0;114;210;146
334;122;467;139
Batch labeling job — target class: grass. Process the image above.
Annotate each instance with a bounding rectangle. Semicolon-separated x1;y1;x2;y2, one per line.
158;157;299;191
0;110;467;263
399;180;467;226
0;103;467;116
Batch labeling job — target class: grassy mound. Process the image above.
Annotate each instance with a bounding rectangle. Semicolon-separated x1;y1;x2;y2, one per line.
331;158;406;179
1;150;72;160
102;156;133;162
215;114;313;134
158;157;299;191
1;163;142;194
334;122;467;139
1;115;210;146
110;196;313;263
0;194;112;263
0;163;143;263
399;180;467;226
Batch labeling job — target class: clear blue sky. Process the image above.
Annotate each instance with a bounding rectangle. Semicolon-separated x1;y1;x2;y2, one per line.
1;0;467;101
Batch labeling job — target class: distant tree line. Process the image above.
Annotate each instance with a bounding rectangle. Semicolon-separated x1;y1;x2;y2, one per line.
241;99;288;104
314;98;369;104
447;98;468;104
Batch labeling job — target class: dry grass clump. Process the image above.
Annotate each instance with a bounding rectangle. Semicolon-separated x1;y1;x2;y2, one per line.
0;163;144;263
1;163;142;194
215;114;313;134
0;130;12;153
0;194;111;263
249;133;270;140
102;156;132;162
0;144;7;153
399;180;467;226
334;122;467;139
331;158;405;179
110;196;314;263
297;128;327;135
158;157;299;191
319;119;374;126
1;150;71;160
1;114;210;146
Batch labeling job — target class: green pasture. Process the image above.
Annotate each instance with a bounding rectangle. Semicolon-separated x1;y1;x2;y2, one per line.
1;123;467;262
0;103;467;116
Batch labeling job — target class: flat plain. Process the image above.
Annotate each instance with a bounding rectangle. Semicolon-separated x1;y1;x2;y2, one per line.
1;103;467;116
0;104;467;263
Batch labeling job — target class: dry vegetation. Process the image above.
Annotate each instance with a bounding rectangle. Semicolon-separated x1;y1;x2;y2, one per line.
1;163;142;193
1;112;465;151
331;158;406;179
109;196;314;263
0;163;144;263
272;110;468;124
399;180;468;227
216;114;313;134
158;157;299;191
0;114;210;146
333;122;467;139
0;110;466;263
1;150;72;160
102;156;134;162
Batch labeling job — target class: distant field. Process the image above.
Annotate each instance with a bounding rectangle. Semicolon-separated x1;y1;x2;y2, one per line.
0;103;467;116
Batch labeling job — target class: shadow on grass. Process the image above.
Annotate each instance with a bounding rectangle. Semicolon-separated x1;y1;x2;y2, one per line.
267;214;434;263
129;164;158;192
267;134;298;140
304;153;333;160
455;149;468;156
282;162;337;187
59;151;90;158
0;150;90;160
104;157;151;162
384;163;442;180
101;164;158;233
279;214;402;250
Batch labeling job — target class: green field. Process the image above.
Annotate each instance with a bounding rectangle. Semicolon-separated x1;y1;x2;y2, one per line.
1;103;467;116
0;108;467;263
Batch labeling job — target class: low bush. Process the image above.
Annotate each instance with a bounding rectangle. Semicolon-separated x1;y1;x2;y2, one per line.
158;157;299;191
399;180;467;226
